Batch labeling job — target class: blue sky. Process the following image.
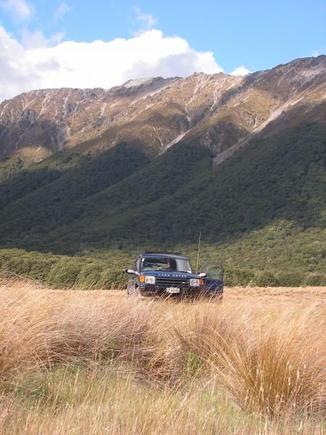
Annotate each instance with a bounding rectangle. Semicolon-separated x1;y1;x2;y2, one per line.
2;0;325;71
0;0;325;99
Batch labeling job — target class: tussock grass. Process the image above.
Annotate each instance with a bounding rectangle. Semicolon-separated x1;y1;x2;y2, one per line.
0;278;325;433
179;304;325;417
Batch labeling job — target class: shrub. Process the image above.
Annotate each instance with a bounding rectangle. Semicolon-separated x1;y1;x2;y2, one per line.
77;264;103;289
276;271;303;286
224;268;255;286
29;258;57;281
47;260;82;288
98;269;127;289
4;256;34;276
253;271;280;287
303;273;326;286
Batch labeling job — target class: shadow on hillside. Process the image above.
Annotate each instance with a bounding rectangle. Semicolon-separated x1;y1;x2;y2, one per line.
0;119;325;256
0;117;69;161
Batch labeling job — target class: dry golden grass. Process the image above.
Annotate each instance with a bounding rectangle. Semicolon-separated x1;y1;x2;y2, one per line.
0;278;325;434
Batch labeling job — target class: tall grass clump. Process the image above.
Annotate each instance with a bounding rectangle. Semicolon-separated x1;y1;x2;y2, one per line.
177;303;326;417
0;279;325;433
0;280;59;383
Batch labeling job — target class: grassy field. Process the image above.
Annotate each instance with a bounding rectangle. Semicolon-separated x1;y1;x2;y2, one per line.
0;279;325;434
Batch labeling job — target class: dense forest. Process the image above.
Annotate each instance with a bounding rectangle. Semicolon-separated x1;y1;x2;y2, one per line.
1;122;326;287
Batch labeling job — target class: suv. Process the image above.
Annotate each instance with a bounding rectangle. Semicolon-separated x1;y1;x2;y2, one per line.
124;252;223;299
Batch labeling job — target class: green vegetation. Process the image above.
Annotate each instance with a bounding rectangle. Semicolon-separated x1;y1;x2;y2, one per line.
0;248;129;289
0;143;149;241
0;156;25;183
1;240;326;288
0;122;325;286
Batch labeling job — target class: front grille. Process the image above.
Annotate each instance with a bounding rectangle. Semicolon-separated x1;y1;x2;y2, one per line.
155;277;189;288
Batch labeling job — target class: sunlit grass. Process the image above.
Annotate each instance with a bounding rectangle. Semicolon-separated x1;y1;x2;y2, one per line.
0;278;325;434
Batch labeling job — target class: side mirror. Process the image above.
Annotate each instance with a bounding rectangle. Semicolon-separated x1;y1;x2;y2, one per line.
198;272;207;278
124;269;139;275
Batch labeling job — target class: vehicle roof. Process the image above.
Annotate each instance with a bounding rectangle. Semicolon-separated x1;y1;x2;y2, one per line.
138;252;189;260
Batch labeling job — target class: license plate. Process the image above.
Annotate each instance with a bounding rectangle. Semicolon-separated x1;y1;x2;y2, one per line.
166;287;180;294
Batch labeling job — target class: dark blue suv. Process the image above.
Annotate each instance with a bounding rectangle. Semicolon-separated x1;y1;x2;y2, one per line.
124;252;223;299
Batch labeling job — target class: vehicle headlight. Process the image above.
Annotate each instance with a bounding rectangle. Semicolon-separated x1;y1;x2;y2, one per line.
145;276;155;284
190;278;200;287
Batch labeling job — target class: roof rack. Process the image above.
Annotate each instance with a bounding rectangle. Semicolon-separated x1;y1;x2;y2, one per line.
142;251;185;256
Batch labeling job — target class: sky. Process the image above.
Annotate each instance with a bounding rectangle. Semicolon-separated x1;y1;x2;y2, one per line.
0;0;325;101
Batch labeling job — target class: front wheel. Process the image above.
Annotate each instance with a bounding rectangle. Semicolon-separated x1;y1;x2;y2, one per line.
208;293;223;303
127;282;141;296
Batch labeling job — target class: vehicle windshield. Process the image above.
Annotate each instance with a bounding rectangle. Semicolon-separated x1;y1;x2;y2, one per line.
141;257;192;273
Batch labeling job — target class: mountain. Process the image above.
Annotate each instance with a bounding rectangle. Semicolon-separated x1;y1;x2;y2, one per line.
0;56;326;285
0;56;325;164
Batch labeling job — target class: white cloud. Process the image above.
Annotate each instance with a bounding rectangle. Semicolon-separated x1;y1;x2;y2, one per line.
0;26;223;101
20;29;64;49
53;1;72;23
0;0;33;21
230;66;250;76
134;7;156;30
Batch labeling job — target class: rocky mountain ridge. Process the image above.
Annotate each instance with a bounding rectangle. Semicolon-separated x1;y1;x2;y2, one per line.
0;55;325;163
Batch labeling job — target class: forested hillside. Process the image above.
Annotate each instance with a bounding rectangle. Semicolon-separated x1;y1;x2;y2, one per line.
1;121;325;286
0;56;325;286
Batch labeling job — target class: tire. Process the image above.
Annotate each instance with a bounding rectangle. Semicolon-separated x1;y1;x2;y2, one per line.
208;293;223;303
127;282;141;296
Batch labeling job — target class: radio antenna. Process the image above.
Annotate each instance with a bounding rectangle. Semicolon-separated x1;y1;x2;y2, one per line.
195;231;202;273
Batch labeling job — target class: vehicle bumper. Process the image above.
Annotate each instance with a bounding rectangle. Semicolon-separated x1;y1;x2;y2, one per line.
139;284;223;297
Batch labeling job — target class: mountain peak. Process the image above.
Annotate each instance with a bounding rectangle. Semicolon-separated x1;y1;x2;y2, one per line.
122;77;163;88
